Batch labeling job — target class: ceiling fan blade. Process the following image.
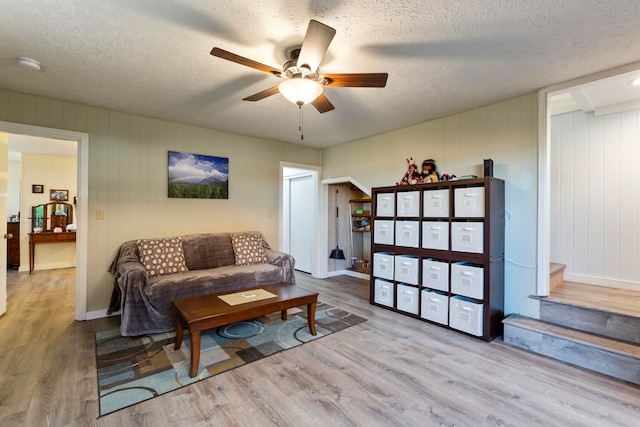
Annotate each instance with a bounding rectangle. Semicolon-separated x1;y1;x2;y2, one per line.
211;47;281;76
311;93;335;113
296;20;336;73
243;86;280;101
323;73;388;87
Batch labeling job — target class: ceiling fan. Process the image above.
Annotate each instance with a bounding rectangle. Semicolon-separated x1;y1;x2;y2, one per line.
210;19;388;113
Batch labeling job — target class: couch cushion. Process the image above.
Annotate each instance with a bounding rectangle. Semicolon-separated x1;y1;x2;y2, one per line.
231;233;268;265
137;237;188;277
181;233;235;270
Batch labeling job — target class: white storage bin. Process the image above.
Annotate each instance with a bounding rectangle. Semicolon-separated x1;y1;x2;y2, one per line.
374;279;395;308
374;220;395;245
451;221;484;253
395;220;419;247
423;189;449;217
422;221;449;250
449;296;483;336
451;262;484;299
396;284;419;315
421;290;449;325
397;191;420;217
394;255;419;285
422;259;449;292
373;252;395;280
376;193;395;217
454;187;485;217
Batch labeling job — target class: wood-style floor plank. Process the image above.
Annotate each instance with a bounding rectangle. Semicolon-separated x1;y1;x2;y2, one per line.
549;281;640;317
0;269;639;426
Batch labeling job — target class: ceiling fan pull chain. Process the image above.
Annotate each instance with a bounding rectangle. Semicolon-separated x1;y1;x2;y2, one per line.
299;106;304;140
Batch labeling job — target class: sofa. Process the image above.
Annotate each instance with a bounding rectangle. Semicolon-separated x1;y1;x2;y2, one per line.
107;231;296;336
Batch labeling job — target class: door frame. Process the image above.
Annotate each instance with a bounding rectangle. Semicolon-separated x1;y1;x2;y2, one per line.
536;59;640;296
283;168;314;274
0;121;89;320
280;162;321;277
319;176;370;278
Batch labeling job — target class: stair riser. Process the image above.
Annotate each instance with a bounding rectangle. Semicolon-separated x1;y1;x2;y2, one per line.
503;324;640;385
549;272;564;292
540;301;640;345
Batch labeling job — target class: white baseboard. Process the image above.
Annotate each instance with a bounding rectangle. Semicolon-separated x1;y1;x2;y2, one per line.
19;262;76;273
325;269;370;280
343;270;370;280
325;269;347;277
563;273;640;291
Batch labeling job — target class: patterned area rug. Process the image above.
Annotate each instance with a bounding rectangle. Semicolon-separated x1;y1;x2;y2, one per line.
95;301;366;416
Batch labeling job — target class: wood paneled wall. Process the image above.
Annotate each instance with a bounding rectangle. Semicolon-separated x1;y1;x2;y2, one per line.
551;109;640;290
0;88;322;312
322;94;539;316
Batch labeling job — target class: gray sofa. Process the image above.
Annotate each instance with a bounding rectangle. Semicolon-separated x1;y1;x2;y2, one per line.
107;231;296;336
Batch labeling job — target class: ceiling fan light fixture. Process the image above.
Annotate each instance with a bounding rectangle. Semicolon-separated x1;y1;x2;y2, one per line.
278;78;323;106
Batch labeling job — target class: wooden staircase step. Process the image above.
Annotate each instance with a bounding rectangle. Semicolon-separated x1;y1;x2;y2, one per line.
545;281;640;317
531;281;640;344
503;314;640;385
549;263;565;292
549;263;566;276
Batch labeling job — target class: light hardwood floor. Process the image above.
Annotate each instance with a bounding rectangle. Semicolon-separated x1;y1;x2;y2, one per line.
1;269;639;427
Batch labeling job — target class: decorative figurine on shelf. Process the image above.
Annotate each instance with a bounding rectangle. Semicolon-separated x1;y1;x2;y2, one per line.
441;173;457;181
419;158;440;183
397;158;420;185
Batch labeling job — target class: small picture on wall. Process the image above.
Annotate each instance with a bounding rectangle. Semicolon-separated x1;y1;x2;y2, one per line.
168;151;229;199
50;189;69;202
32;184;44;194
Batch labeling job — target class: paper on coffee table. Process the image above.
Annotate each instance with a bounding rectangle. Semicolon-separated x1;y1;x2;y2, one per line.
217;288;277;306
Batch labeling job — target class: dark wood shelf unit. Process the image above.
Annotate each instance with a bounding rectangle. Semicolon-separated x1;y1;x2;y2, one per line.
369;177;505;342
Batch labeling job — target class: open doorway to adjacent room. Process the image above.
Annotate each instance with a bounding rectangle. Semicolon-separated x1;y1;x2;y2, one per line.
539;62;640;296
282;164;320;275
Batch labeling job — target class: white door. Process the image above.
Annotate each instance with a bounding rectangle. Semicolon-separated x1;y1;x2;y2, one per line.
289;175;313;273
0;132;8;316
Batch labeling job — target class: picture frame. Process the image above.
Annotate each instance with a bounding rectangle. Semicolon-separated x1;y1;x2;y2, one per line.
32;184;44;194
50;189;69;202
168;151;229;199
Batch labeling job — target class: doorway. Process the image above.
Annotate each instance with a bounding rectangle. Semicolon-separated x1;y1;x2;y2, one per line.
0;121;89;320
8;134;78;272
282;167;314;273
282;164;320;276
538;61;640;295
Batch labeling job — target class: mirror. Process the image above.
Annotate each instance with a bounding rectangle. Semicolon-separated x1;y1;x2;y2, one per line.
31;202;73;232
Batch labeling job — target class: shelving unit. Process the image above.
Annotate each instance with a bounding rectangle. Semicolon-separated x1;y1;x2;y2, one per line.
349;198;371;274
370;177;505;341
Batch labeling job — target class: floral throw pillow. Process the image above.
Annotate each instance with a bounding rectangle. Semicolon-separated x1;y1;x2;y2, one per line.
231;233;268;265
137;237;188;277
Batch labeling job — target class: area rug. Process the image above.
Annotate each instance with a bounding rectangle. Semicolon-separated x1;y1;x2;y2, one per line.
95;301;366;416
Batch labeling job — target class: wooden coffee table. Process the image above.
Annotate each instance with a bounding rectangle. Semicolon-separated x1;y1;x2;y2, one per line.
172;283;319;378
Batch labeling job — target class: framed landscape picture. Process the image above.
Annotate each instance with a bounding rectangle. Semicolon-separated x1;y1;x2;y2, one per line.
168;151;229;199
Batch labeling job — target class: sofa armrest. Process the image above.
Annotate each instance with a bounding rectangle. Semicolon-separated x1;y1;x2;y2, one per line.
107;259;148;316
264;248;296;285
117;260;147;278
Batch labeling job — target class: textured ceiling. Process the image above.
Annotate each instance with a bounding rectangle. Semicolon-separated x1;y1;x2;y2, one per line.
1;0;640;149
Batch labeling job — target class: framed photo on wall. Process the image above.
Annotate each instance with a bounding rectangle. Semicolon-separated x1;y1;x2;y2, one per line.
50;189;69;202
32;184;44;194
167;151;229;199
